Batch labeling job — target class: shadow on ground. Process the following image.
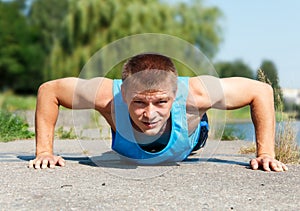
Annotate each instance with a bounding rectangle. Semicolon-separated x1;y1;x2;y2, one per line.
17;151;250;169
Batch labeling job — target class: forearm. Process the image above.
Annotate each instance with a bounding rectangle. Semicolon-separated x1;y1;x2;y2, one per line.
35;82;61;156
250;84;276;158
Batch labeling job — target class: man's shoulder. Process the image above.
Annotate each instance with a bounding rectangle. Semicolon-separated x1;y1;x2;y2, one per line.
187;75;221;87
185;76;219;110
91;77;114;108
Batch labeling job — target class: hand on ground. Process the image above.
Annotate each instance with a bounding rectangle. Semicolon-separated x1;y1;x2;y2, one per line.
29;153;65;169
250;155;288;172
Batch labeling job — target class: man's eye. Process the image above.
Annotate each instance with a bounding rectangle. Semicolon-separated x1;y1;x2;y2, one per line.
134;100;144;105
158;100;168;104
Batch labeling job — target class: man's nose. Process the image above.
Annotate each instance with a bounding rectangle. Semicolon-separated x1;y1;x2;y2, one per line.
143;104;156;119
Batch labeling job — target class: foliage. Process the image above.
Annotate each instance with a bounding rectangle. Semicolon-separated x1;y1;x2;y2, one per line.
225;106;251;121
0;0;45;93
0;0;224;93
214;60;254;79
275;119;300;164
0;109;34;142
28;0;223;80
28;0;68;53
55;126;77;139
221;125;245;141
0;91;36;111
294;105;300;119
283;100;300;119
258;60;281;88
257;61;283;111
239;143;256;154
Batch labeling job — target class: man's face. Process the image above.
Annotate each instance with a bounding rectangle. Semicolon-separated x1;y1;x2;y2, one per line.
121;69;177;136
123;89;175;136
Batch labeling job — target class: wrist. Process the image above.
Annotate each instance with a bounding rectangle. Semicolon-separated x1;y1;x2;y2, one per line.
257;152;275;158
36;150;53;156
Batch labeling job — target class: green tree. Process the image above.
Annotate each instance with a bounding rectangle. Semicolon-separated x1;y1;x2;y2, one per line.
28;0;223;80
258;60;280;88
28;0;69;81
28;0;68;53
257;60;283;110
0;0;45;93
214;60;254;79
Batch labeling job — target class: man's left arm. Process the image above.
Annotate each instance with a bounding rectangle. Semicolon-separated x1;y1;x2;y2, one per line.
191;76;287;171
219;77;288;172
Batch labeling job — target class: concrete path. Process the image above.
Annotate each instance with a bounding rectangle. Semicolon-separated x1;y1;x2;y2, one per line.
0;138;299;210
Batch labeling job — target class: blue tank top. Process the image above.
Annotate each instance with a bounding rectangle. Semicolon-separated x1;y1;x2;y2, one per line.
112;77;203;165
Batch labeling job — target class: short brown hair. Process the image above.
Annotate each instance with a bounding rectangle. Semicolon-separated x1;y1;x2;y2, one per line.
122;53;177;80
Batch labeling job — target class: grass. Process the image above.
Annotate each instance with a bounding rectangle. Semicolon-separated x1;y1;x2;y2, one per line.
55;126;77;139
239;143;256;154
0;110;34;142
221;124;245;141
275;119;300;164
225;106;251;122
226;106;288;122
0;91;36;111
0;92;79;141
0;92;36;142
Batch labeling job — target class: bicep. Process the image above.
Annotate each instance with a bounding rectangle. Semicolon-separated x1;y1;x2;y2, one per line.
72;77;113;109
220;77;272;110
190;76;270;110
40;77;112;110
189;76;225;110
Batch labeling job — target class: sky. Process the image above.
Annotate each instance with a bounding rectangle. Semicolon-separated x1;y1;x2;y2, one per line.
203;0;300;89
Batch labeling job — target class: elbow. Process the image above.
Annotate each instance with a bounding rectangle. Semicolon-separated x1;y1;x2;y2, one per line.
262;82;274;100
252;82;275;107
37;81;55;96
37;81;59;104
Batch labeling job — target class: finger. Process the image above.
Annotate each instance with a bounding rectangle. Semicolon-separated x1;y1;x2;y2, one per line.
282;163;288;171
49;160;55;168
41;159;49;169
250;159;259;170
28;160;34;168
262;159;271;172
58;157;66;167
275;162;288;172
270;162;283;172
34;160;41;169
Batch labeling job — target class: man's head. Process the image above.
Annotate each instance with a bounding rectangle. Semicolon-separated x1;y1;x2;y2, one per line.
121;53;178;136
122;53;178;80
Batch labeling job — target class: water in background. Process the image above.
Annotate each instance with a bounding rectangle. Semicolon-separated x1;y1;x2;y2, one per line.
228;121;300;146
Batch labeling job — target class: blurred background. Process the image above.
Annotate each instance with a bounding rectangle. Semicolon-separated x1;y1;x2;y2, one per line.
0;0;299;143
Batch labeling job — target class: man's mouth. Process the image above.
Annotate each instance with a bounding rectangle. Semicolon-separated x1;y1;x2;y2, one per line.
142;121;159;128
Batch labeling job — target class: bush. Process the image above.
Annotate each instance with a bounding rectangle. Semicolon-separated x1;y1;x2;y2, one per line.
0;110;34;142
221;125;245;141
275;119;300;164
55;126;77;139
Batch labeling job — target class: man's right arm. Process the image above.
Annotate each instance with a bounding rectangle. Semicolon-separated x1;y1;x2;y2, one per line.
29;77;112;169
